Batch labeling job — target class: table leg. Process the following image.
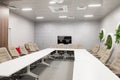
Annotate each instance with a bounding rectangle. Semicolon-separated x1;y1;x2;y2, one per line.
22;65;39;80
41;58;50;66
48;56;55;59
64;51;68;60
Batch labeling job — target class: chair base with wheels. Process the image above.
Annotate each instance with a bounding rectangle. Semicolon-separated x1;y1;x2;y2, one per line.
66;51;74;60
56;50;65;60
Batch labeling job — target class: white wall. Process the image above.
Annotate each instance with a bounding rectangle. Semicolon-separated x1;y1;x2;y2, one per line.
35;21;100;49
101;6;120;62
9;12;34;47
101;7;120;35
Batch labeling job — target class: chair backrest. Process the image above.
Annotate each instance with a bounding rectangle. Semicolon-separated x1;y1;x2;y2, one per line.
67;44;73;49
25;43;29;50
100;49;112;64
25;43;36;52
29;43;36;52
0;47;12;63
76;44;82;49
20;46;28;55
33;43;39;51
97;45;107;57
8;46;20;58
109;52;120;72
91;44;100;54
58;44;64;48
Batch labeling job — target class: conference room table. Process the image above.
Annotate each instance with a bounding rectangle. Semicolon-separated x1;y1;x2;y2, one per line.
72;49;120;80
0;48;54;80
0;48;119;80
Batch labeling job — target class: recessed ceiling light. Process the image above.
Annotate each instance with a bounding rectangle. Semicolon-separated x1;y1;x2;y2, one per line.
59;16;67;18
84;15;94;18
49;1;56;4
36;16;44;19
49;5;68;13
21;8;32;11
57;0;64;4
77;6;87;10
49;0;64;4
88;4;102;7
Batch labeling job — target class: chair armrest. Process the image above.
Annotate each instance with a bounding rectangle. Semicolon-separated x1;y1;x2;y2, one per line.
94;55;99;57
105;63;111;67
12;56;18;59
96;56;101;59
115;73;120;76
105;64;110;67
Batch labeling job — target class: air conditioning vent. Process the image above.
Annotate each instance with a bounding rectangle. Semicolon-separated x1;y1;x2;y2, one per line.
49;5;68;13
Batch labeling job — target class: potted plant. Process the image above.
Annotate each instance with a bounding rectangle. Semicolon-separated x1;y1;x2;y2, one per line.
115;25;120;44
99;30;104;42
105;35;112;49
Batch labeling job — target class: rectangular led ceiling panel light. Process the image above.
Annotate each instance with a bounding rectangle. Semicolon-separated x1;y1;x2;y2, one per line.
88;4;102;7
49;5;68;13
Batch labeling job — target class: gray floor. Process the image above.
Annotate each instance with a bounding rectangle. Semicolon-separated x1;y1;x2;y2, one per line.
20;60;74;80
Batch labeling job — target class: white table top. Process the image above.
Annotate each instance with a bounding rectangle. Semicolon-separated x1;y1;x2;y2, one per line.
0;48;119;80
73;49;120;80
0;48;54;77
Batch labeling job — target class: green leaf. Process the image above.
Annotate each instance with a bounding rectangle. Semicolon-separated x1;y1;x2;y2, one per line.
105;35;112;49
99;30;104;42
115;25;120;44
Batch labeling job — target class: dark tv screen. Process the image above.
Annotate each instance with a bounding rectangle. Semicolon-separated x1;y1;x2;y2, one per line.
58;36;72;44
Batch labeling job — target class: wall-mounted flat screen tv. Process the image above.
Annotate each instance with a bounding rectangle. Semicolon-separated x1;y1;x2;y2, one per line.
58;36;72;44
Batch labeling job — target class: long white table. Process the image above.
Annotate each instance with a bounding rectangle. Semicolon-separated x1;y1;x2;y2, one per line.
73;49;120;80
0;48;54;79
0;48;119;80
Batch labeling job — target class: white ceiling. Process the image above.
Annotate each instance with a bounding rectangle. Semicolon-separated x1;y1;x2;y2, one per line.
6;0;120;22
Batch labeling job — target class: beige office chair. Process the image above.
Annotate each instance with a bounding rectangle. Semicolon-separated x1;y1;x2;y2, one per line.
90;44;100;54
58;44;64;48
29;43;36;52
8;46;20;58
33;43;40;51
94;45;107;58
76;44;82;49
0;47;12;63
25;42;36;52
25;43;29;51
100;49;112;64
67;44;73;49
50;44;59;59
20;45;29;55
56;44;65;59
96;45;107;58
109;52;120;75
